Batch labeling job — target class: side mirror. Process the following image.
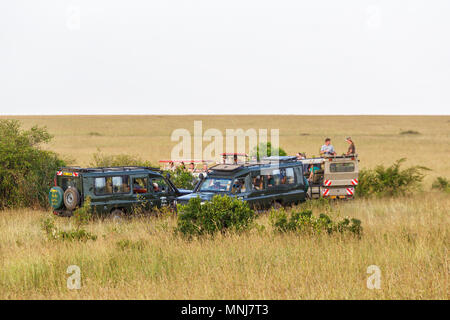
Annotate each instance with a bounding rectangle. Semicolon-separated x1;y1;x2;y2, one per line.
166;172;171;179
199;173;204;180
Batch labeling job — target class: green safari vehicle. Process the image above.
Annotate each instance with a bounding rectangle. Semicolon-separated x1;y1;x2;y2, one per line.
177;156;308;208
48;166;191;216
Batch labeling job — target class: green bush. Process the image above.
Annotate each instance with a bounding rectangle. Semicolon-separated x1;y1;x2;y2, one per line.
0;120;66;209
90;149;155;167
356;158;429;197
251;142;287;161
176;195;255;237
269;208;362;237
116;239;146;251
164;167;196;189
432;177;450;193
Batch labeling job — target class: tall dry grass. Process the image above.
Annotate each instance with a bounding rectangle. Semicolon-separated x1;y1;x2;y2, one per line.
0;193;448;299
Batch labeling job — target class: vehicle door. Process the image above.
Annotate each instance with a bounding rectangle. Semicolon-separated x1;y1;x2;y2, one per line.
246;170;272;208
91;175;133;214
130;175;154;212
324;159;358;197
149;176;176;208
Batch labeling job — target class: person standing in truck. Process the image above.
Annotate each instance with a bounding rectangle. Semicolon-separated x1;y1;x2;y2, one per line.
345;137;356;155
320;138;337;156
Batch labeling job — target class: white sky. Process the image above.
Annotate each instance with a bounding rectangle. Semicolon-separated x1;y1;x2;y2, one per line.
0;0;449;115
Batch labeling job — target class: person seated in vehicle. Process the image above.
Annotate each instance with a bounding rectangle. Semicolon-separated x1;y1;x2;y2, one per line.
133;181;147;194
320;138;337;156
296;152;306;160
266;174;274;187
280;169;287;184
188;162;195;173
152;182;160;192
345;137;356;155
168;161;175;171
308;164;320;182
179;162;186;170
253;177;262;190
231;180;243;194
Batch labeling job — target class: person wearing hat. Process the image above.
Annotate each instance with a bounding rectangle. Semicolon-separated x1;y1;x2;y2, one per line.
345;137;356;155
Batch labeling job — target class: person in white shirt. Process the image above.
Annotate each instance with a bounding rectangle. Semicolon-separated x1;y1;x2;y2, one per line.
320;138;337;156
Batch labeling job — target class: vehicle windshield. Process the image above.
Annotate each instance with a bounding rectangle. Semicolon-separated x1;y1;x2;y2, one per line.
199;178;232;192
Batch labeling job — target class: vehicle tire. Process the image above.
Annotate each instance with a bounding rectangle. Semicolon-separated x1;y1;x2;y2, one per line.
111;209;125;221
49;186;64;210
63;187;80;211
272;200;282;210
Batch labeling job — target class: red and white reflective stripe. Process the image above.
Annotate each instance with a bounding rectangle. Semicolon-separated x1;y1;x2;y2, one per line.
56;171;63;176
322;188;330;196
324;180;332;186
351;179;358;186
346;188;354;196
73;172;79;177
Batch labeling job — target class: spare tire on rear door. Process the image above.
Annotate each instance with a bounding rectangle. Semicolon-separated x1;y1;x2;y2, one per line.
49;186;64;210
64;187;80;211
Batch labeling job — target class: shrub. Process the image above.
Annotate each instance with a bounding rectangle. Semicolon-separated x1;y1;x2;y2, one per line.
116;239;146;251
251;142;287;161
90;149;155;167
88;131;102;136
432;177;450;193
175;195;255;237
73;197;93;229
356;158;429;197
164;167;196;189
0;120;65;209
269;208;362;237
400;130;420;135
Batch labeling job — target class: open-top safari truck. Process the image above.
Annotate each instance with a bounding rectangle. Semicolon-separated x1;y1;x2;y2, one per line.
300;154;359;199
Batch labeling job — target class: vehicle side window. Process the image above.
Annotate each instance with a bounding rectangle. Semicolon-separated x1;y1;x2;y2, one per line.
94;177;112;194
133;177;148;194
294;167;304;183
252;175;264;191
61;177;77;190
330;162;355;173
94;177;107;195
151;178;170;194
112;176;130;193
95;176;129;195
285;167;295;184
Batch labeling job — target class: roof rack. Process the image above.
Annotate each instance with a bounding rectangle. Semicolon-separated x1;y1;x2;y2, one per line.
261;156;298;162
58;166;161;173
208;164;242;172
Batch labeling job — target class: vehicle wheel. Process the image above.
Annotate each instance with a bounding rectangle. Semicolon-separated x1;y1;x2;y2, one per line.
63;188;80;211
272;200;282;210
111;209;125;221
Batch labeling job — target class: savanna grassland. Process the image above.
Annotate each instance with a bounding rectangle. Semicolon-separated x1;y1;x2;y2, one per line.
0;115;449;299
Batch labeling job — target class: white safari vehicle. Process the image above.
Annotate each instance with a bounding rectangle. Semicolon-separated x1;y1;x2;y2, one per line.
300;155;359;199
